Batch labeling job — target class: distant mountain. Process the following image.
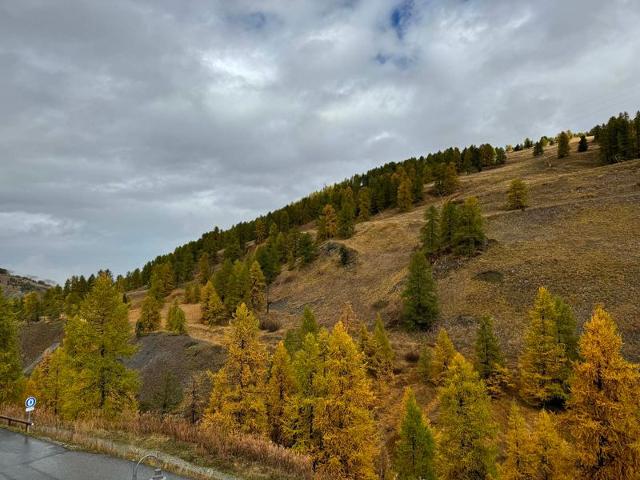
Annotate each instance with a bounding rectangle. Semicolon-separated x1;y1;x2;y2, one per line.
0;268;52;298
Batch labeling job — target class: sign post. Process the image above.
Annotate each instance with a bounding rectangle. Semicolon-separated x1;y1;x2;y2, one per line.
24;396;36;432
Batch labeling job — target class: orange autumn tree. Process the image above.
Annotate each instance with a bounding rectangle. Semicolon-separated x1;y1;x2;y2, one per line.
313;321;379;479
569;306;640;479
204;303;268;434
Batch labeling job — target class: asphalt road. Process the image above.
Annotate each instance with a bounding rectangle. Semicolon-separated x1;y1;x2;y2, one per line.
0;428;187;480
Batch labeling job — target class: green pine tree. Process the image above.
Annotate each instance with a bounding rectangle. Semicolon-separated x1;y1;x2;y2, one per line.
166;298;187;334
452;197;485;255
402;251;439;330
439;201;459;250
338;187;356;238
421;205;440;256
577;135;588;152
394;387;436;480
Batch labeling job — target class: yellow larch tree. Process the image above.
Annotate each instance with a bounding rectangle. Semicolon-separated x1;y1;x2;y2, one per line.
204;303;268;435
569;306;640;479
266;341;297;445
60;274;139;419
436;353;498;480
500;403;534;480
430;328;457;385
518;287;568;406
528;410;574;480
313;321;379;479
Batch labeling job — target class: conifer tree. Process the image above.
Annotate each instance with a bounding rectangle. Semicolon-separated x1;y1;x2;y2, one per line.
297;233;317;265
284;331;325;453
507;179;529;210
557;131;570;158
318;204;338;240
166;298;187;334
204;303;268;434
255;244;281;283
193;282;201;303
224;260;250;313
200;280;226;326
313;321;378;479
437;353;498;480
181;371;211;424
338;302;362;335
430;328;457;385
249;261;266;313
61;274;139;419
529;410;574;480
453;197;485;255
370;314;395;377
136;293;161;336
255;218;267;244
224;234;243;262
554;295;578;360
474;315;504;383
357;187;372;221
0;288;24;404
397;174;414;212
402;251;438;330
394;388;436;480
28;349;66;415
183;283;194;304
338;187;356;238
416;345;432;384
197;252;211;284
439;201;459;250
569;306;640;479
266;341;297;445
23;291;41;322
148;371;183;415
421;205;440;256
361;314;395;379
518;287;568;406
434;163;460;196
533;141;544;156
284;306;320;354
500;403;533;480
149;262;174;300
578;134;588;152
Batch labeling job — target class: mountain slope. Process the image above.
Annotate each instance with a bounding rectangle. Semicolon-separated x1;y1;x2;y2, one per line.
265;138;640;362
0;268;51;298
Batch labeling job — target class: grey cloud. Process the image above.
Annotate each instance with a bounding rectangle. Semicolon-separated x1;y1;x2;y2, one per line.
1;0;639;282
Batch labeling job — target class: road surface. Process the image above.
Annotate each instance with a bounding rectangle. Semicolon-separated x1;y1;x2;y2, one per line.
0;428;187;480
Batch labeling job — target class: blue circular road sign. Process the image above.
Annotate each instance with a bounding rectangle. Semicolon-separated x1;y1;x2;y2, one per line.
25;396;37;408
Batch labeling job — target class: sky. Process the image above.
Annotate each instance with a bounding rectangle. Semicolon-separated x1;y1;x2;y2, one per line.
1;0;640;284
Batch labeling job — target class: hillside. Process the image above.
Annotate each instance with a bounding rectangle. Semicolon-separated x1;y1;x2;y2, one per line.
126;137;640;364
0;268;51;298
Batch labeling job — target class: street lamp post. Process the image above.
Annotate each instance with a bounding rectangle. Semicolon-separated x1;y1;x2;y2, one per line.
132;453;166;480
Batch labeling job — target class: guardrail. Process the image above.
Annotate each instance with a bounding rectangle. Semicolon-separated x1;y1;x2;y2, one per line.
0;414;33;432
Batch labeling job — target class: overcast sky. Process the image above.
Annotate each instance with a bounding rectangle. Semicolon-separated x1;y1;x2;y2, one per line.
1;0;639;284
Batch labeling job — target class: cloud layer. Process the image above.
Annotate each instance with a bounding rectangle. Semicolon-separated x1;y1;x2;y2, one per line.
1;0;639;283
